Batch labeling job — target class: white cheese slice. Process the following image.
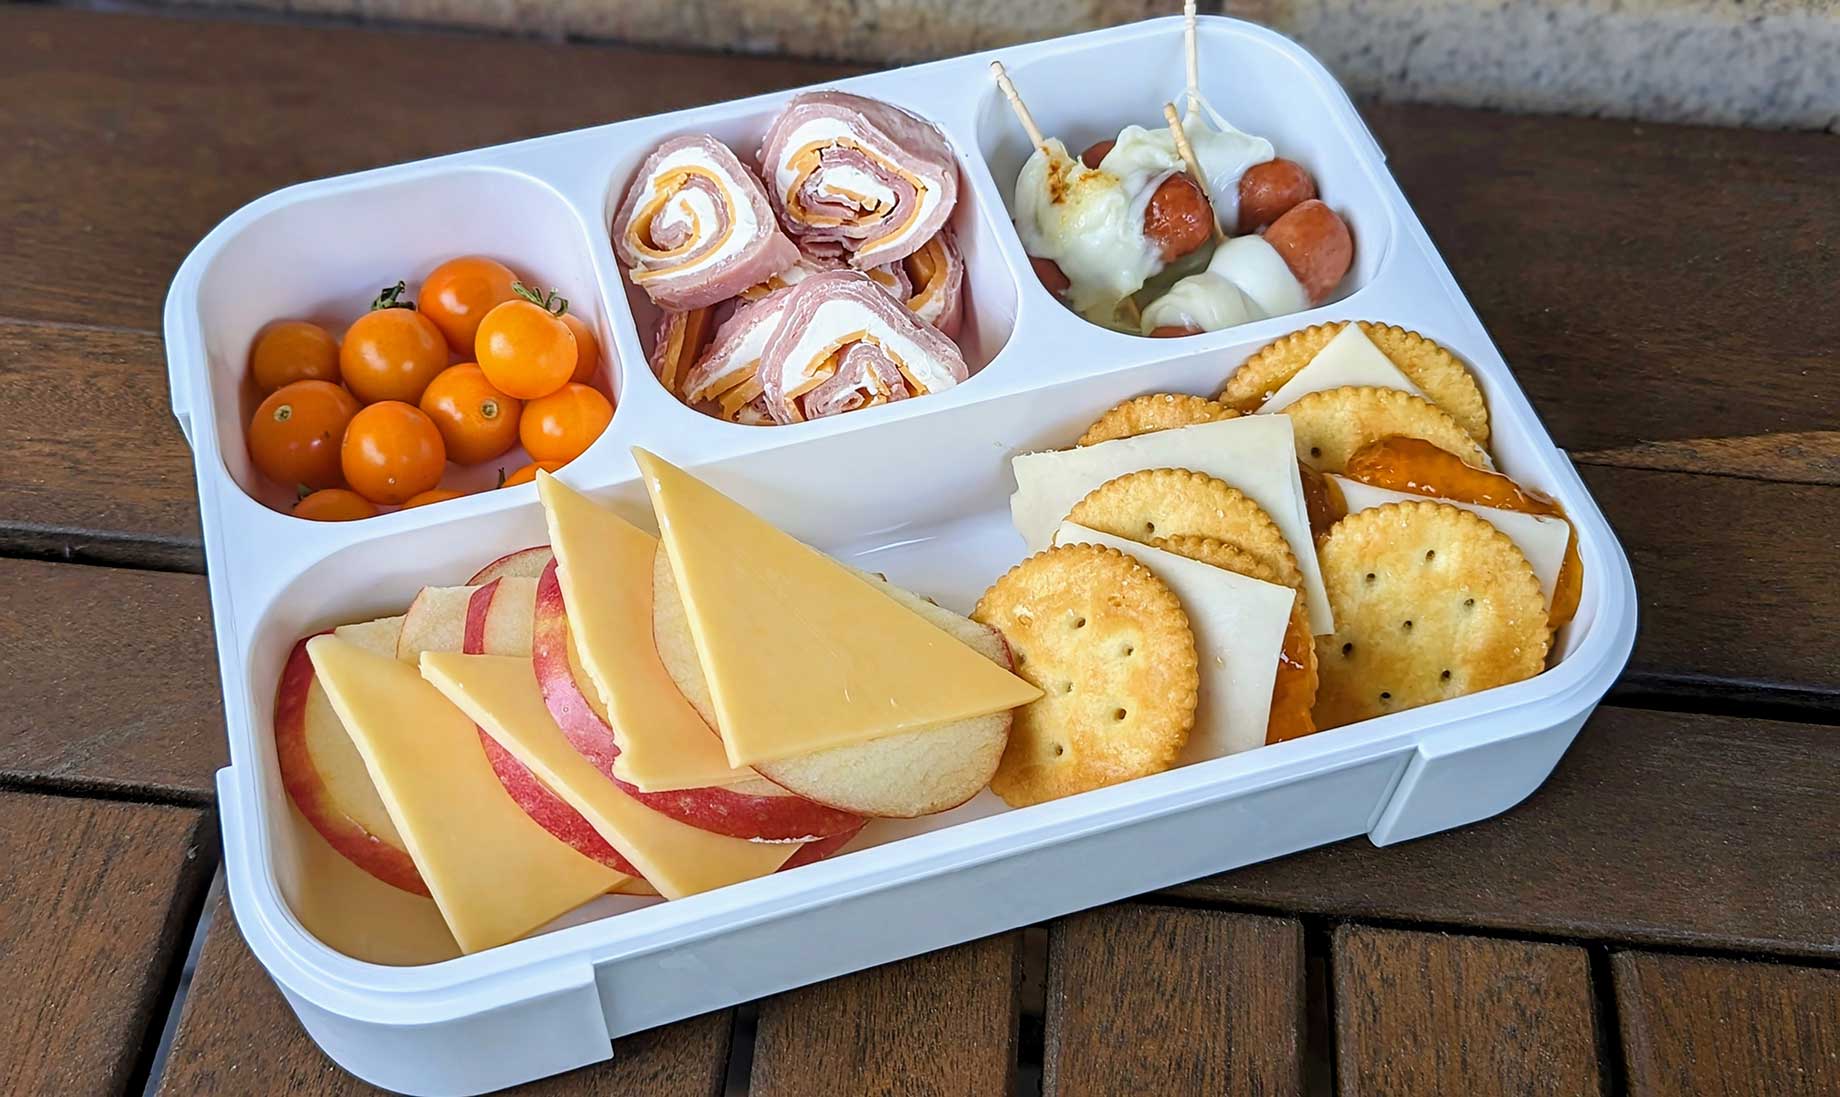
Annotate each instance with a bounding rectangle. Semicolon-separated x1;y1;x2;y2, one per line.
1207;235;1307;319
1053;522;1293;759
1330;476;1571;609
1010;415;1332;634
1258;324;1426;414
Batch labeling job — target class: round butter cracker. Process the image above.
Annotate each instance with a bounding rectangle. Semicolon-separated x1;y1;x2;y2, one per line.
1282;386;1490;474
1077;393;1239;446
972;544;1199;807
1313;500;1549;730
1220;320;1490;446
1068;468;1304;592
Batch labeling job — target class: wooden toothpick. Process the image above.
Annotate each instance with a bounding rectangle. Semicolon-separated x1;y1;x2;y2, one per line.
1184;0;1200;117
1164;102;1225;242
990;61;1048;153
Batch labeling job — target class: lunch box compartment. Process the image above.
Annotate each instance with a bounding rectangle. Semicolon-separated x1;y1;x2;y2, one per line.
974;18;1394;330
188;164;622;511
167;16;1637;1096
598;99;1023;420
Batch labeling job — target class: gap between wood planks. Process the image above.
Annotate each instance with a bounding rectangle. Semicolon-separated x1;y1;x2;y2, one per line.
128;831;222;1097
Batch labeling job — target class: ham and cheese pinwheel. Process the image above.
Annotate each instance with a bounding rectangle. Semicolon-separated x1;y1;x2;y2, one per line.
648;306;717;396
757;270;967;423
758;92;960;271
680;288;794;421
738;229;963;338
614;134;799;311
901;227;965;338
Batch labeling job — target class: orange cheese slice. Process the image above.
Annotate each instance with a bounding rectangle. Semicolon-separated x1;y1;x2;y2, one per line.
633;448;1042;767
305;635;625;954
418;652;795;899
535;473;755;792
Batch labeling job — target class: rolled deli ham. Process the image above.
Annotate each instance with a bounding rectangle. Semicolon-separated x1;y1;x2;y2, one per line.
758;92;959;270
757;270;968;424
680;287;796;420
901;227;965;338
614;134;799;310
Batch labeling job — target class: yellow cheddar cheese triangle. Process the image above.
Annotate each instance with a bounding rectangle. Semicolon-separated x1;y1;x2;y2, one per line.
305;635;623;954
536;473;754;792
418;652;795;899
633;448;1043;767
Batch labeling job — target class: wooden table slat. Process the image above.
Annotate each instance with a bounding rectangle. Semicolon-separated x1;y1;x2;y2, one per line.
1613;951;1840;1097
1043;903;1304;1096
1171;706;1840;959
0;556;224;802
1331;925;1602;1097
159;891;736;1095
1361;101;1840;459
0;319;202;569
749;933;1022;1097
0;8;862;335
0;791;215;1095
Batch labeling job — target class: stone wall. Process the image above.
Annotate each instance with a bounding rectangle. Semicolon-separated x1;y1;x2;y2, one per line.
158;0;1839;129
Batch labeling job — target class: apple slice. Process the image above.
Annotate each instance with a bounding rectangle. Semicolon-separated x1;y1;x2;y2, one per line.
531;559;861;841
275;629;427;895
654;552;1013;818
333;614;405;657
469;545;555;585
460;580;644;879
463;577;539;656
780;819;866;871
396;585;476;663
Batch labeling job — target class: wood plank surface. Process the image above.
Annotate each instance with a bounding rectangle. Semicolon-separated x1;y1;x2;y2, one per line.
0;7;861;334
1332;925;1601;1097
0;556;224;801
1042;904;1304;1096
1170;706;1840;959
1613;951;1840;1097
750;933;1022;1097
1583;464;1840;708
1365;102;1840;458
0;791;215;1095
0;320;201;568
159;891;735;1096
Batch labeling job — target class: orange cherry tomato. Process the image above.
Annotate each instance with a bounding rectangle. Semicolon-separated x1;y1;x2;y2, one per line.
419;363;522;465
294;488;377;522
520;383;613;464
500;460;565;487
340;401;446;505
249;320;340;393
401;488;467;509
420;256;519;354
476;287;577;400
340;282;449;404
561;312;600;384
247;380;359;490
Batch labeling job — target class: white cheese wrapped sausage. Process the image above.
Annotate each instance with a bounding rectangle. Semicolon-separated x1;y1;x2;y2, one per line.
1014;138;1161;318
758;92;959;270
614;134;799;311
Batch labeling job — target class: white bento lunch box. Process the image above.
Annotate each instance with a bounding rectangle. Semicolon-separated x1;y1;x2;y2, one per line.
164;15;1637;1095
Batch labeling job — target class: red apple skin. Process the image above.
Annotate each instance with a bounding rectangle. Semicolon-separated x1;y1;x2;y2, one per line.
780;820;866;871
275;634;429;896
462;584;644;878
468;546;555;585
531;560;863;841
